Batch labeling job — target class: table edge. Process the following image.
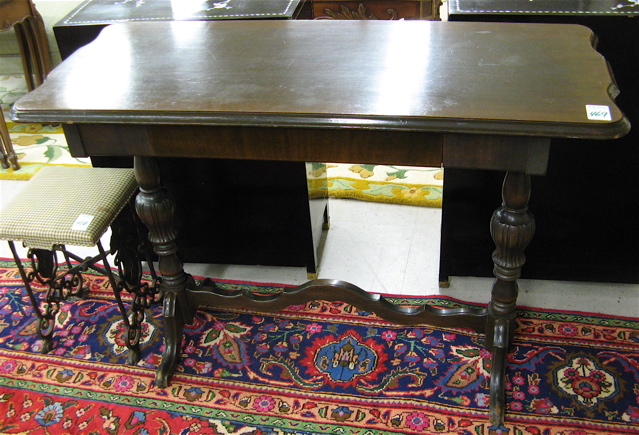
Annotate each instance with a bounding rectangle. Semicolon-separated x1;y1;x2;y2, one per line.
9;108;631;141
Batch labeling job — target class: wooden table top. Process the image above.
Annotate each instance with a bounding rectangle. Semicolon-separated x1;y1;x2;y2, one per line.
12;20;629;140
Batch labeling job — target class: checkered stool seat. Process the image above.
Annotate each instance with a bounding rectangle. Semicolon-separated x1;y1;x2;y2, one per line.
0;166;137;249
0;166;157;363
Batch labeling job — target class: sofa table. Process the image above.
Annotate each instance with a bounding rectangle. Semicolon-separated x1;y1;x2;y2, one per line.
12;20;628;429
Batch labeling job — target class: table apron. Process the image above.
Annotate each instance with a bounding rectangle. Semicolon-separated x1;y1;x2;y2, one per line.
443;134;550;175
64;124;550;174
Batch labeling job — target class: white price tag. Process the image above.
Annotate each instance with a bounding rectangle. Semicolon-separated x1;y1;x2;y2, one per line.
586;105;612;121
71;214;94;231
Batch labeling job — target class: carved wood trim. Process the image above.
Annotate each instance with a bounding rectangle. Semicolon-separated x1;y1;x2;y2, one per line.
316;3;399;19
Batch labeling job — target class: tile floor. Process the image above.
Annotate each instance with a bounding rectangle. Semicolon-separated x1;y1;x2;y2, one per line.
1;176;637;318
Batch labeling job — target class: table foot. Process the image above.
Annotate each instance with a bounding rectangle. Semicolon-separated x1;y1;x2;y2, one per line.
486;171;535;428
487;317;510;430
155;291;187;388
133;156;194;387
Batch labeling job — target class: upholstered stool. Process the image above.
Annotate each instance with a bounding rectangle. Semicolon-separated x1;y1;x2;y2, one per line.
0;166;158;363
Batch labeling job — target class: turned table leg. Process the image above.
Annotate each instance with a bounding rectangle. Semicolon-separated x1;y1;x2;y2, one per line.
134;156;193;387
486;171;535;429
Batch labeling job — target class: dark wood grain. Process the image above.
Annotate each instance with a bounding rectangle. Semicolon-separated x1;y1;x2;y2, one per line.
66;124;555;174
312;0;440;20
13;20;628;139
188;278;488;332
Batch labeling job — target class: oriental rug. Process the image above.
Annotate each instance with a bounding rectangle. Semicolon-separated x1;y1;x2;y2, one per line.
1;75;443;207
0;260;638;434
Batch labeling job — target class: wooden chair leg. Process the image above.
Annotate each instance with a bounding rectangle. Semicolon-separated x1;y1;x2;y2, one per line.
24;15;52;86
12;15;51;91
13;22;37;91
0;116;19;170
3;15;52;170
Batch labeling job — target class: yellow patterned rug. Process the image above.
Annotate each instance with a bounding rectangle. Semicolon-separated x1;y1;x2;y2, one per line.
1;75;443;206
1;75;91;180
324;163;443;207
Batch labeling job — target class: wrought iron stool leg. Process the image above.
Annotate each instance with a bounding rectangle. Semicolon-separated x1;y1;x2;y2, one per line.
8;241;56;353
8;242;88;353
97;240;142;364
9;234;158;364
109;201;160;364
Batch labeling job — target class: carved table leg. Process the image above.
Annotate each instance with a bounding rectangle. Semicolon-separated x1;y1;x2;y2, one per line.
134;156;193;387
486;171;535;430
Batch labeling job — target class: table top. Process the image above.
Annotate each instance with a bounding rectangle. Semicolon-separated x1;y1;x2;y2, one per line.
57;0;304;25
449;0;639;16
12;20;629;140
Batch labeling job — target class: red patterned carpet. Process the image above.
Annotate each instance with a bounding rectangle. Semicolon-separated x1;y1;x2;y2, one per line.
0;260;637;434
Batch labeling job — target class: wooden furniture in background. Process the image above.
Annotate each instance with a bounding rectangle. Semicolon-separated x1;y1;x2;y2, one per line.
53;0;311;59
1;0;52;169
440;0;639;284
312;0;441;20
12;20;628;428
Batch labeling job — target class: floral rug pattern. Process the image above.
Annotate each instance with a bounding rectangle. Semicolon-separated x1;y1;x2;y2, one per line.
1;75;443;206
324;163;443;207
0;261;637;434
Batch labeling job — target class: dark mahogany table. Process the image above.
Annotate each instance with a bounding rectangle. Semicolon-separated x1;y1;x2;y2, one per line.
12;20;629;429
441;0;639;284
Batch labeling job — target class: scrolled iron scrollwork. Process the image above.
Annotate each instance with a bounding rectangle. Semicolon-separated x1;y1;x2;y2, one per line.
14;246;91;353
110;211;160;364
8;200;159;363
